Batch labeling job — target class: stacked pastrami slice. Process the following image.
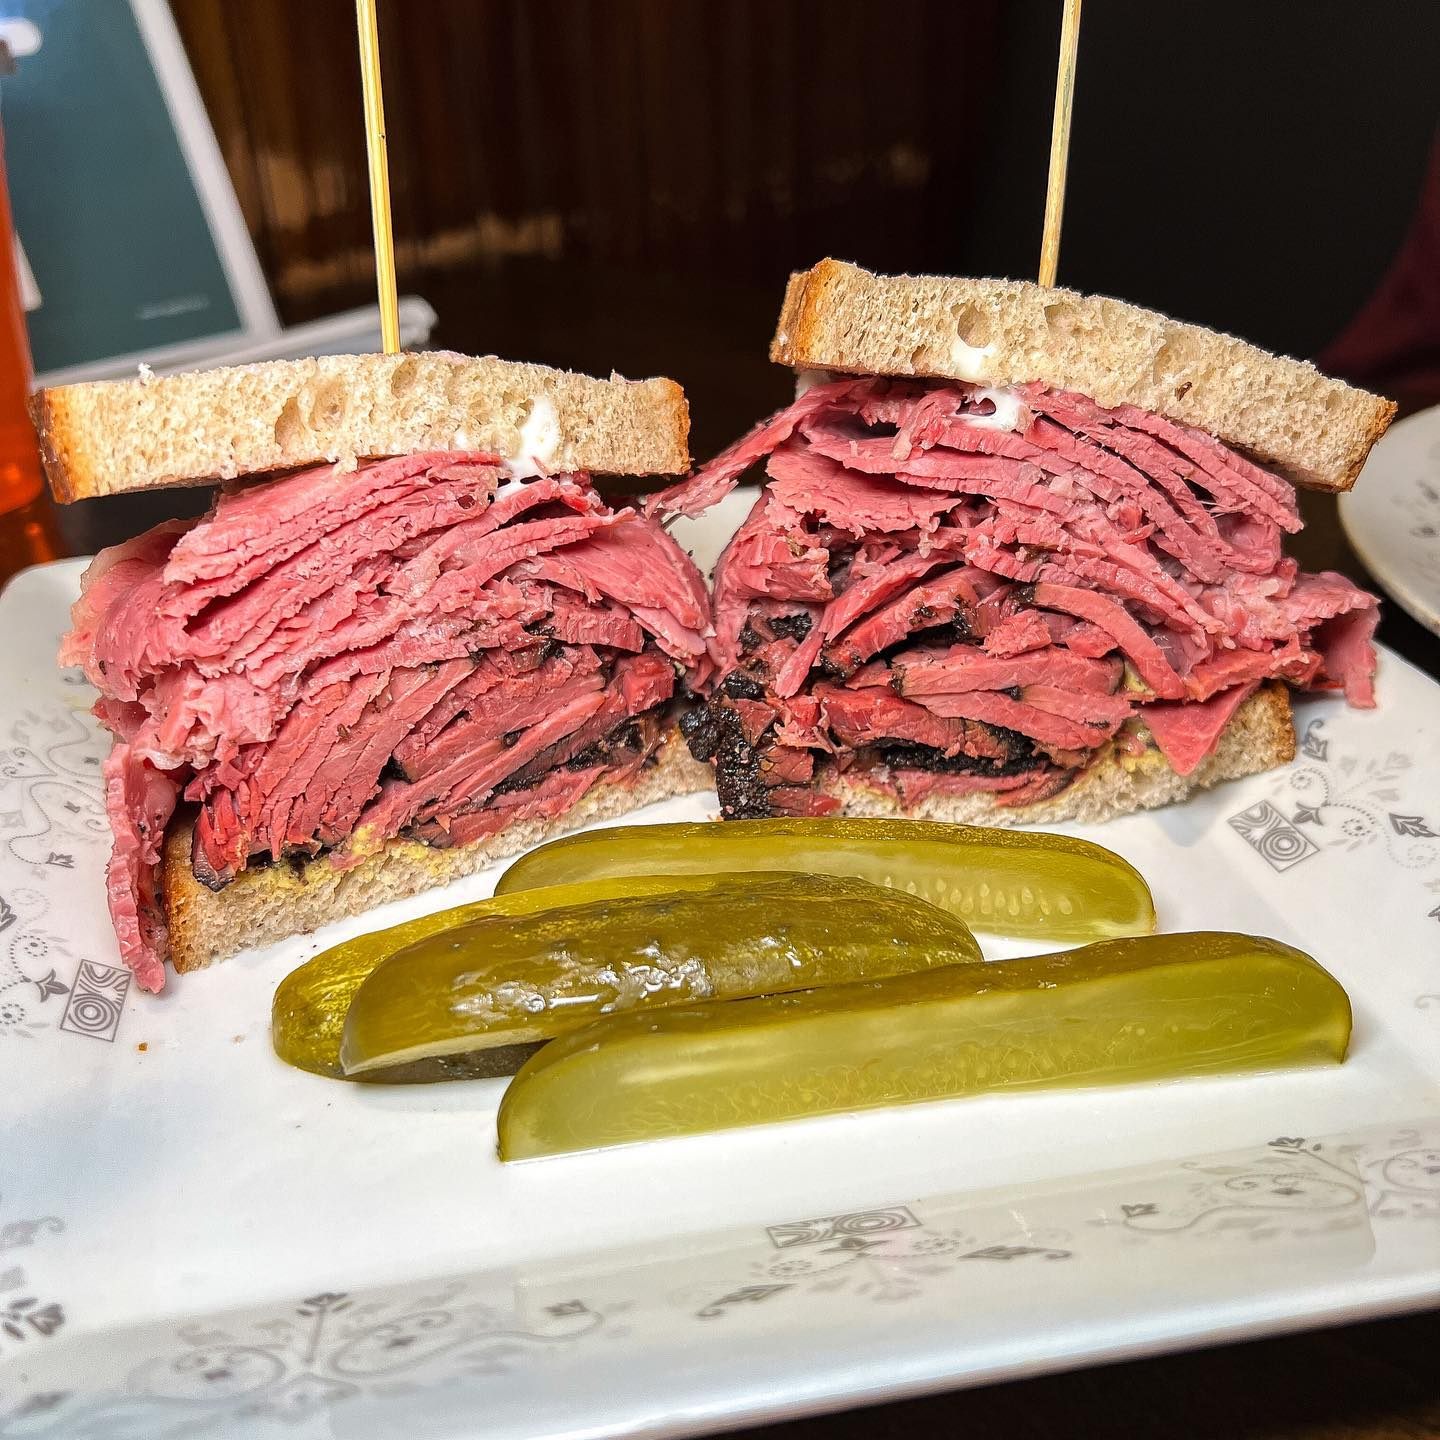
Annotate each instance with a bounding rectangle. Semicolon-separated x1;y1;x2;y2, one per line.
653;378;1378;819
64;452;712;990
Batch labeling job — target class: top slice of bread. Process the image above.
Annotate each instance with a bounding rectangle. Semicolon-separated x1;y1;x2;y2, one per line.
771;259;1394;492
34;351;691;503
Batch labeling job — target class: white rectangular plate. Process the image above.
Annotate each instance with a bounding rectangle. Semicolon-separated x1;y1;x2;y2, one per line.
3;537;1440;1440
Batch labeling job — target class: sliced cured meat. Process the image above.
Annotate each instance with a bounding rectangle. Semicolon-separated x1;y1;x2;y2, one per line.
893;645;1122;697
560;519;714;670
1312;603;1380;707
397;660;608;783
773;549;950;697
816;683;1014;760
891;683;1127;754
824;568;981;675
765;446;960;535
677;377;1377;821
63;520;192;673
67;451;712;989
1031;582;1187;699
433;764;608;849
102;745;180;993
1142;682;1261;776
164;453;487;584
645;376;883;519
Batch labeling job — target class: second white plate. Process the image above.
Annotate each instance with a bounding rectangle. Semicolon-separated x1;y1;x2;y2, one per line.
1341;403;1440;636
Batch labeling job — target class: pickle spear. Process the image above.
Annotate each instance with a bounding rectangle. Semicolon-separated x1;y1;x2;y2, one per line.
496;933;1351;1160
340;873;984;1077
494;818;1155;942
274;873;745;1078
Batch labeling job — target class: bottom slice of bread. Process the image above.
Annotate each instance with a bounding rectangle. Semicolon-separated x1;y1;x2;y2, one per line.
163;730;712;973
818;683;1296;828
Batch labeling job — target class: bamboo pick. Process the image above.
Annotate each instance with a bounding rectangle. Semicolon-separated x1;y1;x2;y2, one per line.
1039;0;1083;289
355;0;400;353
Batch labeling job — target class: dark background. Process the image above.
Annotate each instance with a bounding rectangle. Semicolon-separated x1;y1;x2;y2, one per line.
41;6;1440;1434
174;0;1440;444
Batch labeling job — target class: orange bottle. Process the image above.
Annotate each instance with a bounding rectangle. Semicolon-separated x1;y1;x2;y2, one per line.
0;112;63;584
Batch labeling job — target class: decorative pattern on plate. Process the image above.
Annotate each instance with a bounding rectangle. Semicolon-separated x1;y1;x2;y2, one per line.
1227;801;1319;872
1226;712;1440;1016
0;1193;66;1360
56;962;130;1043
766;1207;919;1249
9;1122;1432;1439
0;696;119;1046
1101;1137;1366;1239
0;1281;605;1437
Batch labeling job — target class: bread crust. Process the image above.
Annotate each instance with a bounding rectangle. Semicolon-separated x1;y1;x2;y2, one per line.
34;351;690;503
818;683;1296;828
163;732;711;974
771;259;1394;492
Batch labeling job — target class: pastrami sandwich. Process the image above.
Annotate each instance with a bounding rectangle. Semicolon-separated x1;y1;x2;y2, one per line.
653;259;1392;823
39;353;713;990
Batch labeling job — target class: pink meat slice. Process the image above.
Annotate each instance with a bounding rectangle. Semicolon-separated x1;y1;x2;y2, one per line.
165;452;502;585
434;764;609;849
1108;403;1302;532
345;687;613;857
815;683;1013;759
541;593;646;651
1030;582;1187;699
101;744;181;993
890;683;1127;753
893;645;1122;697
983;609;1053;657
61;519;192;673
392;648;601;775
824;567;982;675
167;477;497;667
765;445;960;535
398;661;608;784
304;660;478;846
68;451;714;990
1311;603;1380;707
558;518;714;667
1142;682;1262;776
503;652;676;784
773;550;951;697
885;767;1061;809
645;377;884;519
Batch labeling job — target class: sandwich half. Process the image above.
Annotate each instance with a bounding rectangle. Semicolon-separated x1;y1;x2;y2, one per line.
42;353;714;990
654;259;1392;825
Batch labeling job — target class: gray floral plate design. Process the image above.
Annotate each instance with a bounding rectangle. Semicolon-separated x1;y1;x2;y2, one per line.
3;531;1440;1440
1340;402;1440;637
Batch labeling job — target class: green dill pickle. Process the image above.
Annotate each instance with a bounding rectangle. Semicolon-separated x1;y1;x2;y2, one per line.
273;874;742;1079
495;817;1156;942
338;874;982;1077
497;933;1352;1160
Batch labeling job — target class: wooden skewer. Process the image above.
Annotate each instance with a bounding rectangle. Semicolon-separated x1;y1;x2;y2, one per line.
1039;0;1083;289
356;0;400;354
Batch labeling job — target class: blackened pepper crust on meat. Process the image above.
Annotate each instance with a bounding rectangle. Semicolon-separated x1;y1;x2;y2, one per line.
722;671;766;701
665;374;1380;822
873;729;1042;779
680;699;774;819
65;451;714;991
